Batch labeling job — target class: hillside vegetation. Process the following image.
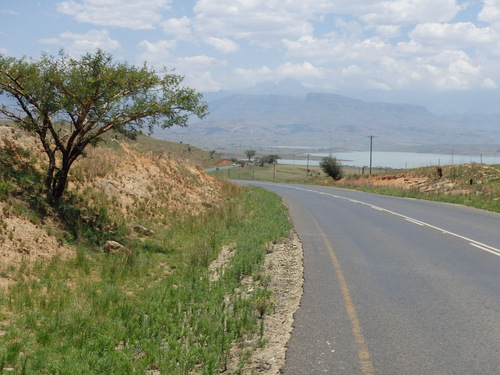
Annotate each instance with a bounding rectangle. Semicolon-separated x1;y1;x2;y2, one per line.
0;124;296;374
336;163;500;212
211;162;500;213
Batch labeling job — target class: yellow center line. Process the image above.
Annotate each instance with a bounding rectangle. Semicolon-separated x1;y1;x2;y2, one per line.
310;214;375;375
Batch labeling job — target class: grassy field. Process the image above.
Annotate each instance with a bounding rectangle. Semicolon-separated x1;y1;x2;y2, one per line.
209;163;386;183
0;128;292;374
209;162;500;213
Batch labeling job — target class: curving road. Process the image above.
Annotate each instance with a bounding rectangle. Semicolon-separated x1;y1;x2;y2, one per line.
241;182;500;375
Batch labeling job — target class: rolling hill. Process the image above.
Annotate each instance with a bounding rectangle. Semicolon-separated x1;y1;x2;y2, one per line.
157;91;500;153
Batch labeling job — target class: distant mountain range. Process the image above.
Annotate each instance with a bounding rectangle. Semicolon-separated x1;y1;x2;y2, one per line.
159;89;500;154
1;79;498;154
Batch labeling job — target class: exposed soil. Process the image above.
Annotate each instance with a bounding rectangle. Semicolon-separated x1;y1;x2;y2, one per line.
0;124;305;374
336;164;500;197
239;231;303;374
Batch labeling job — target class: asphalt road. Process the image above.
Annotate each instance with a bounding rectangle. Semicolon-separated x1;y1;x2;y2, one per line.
241;182;500;375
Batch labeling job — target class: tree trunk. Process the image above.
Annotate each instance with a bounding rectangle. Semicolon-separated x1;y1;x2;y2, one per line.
50;150;80;199
51;168;69;199
44;152;57;197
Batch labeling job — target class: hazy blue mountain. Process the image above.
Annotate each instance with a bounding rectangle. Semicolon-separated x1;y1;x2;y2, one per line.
158;87;500;153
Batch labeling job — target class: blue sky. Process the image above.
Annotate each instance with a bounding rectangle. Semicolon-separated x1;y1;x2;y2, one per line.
1;0;500;113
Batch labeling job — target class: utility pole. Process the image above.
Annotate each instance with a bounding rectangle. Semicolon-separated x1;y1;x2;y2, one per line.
368;135;375;174
306;154;310;179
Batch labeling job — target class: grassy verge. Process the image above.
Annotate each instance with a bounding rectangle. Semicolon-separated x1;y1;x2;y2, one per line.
1;183;291;374
337;163;500;213
210;163;500;213
0;138;292;374
209;163;386;183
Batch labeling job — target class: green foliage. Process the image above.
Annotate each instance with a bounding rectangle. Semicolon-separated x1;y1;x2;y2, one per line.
0;49;208;198
52;194;123;246
320;155;343;180
0;180;15;200
0;141;42;200
258;154;281;165
245;149;256;161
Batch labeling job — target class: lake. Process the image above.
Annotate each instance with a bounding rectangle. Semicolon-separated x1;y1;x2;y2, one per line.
278;151;499;169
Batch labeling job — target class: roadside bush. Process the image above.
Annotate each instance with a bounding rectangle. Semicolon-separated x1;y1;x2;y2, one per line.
320;155;343;180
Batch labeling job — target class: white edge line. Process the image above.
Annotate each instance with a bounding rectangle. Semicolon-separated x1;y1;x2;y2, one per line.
405;218;425;226
470;243;500;257
284;184;500;259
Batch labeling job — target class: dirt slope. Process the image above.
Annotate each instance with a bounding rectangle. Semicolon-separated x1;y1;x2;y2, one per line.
0;124;224;286
0;124;304;374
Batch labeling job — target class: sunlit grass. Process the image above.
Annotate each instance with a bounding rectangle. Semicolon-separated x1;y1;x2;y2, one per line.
0;183;292;374
0;125;293;374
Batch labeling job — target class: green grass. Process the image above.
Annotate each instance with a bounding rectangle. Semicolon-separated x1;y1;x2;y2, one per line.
0;128;292;374
344;182;500;213
339;164;500;213
209;163;388;183
210;163;500;213
0;183;292;374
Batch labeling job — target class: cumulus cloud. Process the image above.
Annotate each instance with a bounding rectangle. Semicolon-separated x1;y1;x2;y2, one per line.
137;39;176;66
184;71;224;92
193;0;313;46
204;37;239;53
359;0;461;25
42;0;500;93
233;66;273;85
410;22;498;48
40;29;121;56
178;55;226;69
175;56;228;91
277;61;325;79
56;0;171;29
162;16;193;41
478;0;500;26
481;78;498;89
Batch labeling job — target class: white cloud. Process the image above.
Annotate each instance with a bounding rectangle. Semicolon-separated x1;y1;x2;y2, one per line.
277;61;324;79
162;16;193;41
233;66;273;85
178;55;226;69
204;37;239;53
184;71;224;92
411;50;482;90
360;0;461;25
40;29;121;56
56;0;171;30
175;56;228;91
481;78;498;89
478;0;500;26
1;10;18;15
137;39;227;89
193;0;313;46
137;39;176;66
283;35;391;65
40;0;500;94
410;22;498;48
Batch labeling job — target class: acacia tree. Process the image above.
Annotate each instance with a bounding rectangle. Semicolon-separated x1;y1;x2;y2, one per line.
0;50;208;199
257;154;280;166
244;149;256;161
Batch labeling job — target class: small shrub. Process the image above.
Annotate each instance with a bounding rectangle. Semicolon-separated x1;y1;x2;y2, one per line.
0;180;15;199
320;155;343;181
